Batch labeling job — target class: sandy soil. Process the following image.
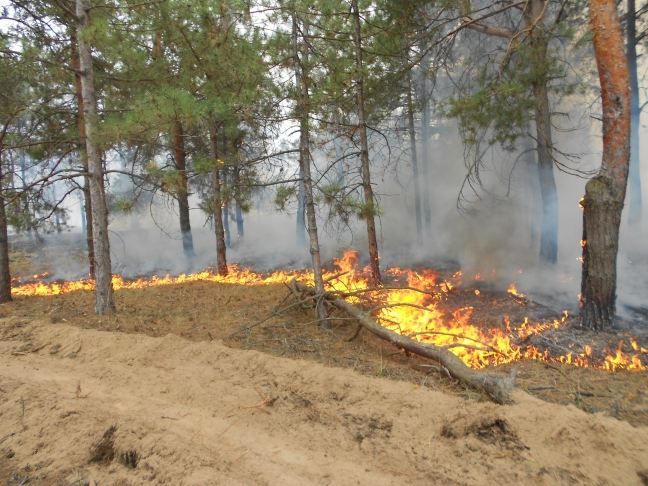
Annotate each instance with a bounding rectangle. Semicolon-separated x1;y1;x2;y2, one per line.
6;282;648;426
0;317;646;485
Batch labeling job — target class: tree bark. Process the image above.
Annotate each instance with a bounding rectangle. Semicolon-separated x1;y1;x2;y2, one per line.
209;125;228;276
351;0;381;285
171;119;195;258
580;0;630;330
525;0;559;264
292;281;515;404
407;72;423;242
76;0;115;315
0;152;12;303
71;31;95;278
293;14;328;326
627;0;642;224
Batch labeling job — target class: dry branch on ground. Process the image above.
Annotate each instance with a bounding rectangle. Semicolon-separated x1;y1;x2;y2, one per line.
291;280;516;404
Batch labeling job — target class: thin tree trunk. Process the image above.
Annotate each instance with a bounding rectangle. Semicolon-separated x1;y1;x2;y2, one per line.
534;83;559;264
221;138;231;249
171;119;195;257
351;0;381;285
0;152;12;303
71;31;95;278
520;133;541;246
407;72;423;242
419;54;433;232
19;151;31;238
223;203;231;248
627;0;642;224
209;125;228;276
296;163;306;247
526;0;559;264
580;0;630;330
232;167;244;239
234;203;243;238
293;14;328;326
76;0;115;315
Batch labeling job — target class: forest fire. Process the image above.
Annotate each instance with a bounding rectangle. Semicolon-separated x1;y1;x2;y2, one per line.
11;251;647;372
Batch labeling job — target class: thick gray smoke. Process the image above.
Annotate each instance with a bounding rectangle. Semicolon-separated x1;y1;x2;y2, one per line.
19;86;648;325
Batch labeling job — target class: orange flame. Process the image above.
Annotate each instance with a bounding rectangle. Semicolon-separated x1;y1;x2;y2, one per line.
10;250;646;372
507;283;526;299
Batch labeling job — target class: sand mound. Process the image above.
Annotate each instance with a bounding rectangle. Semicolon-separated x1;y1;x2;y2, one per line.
0;317;646;485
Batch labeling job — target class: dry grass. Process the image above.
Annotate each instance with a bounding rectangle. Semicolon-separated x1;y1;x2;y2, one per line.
3;278;647;427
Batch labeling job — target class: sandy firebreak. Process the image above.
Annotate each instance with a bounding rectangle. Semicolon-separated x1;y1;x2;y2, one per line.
0;317;646;485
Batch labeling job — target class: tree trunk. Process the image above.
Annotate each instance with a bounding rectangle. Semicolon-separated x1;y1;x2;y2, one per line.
209;125;228;276
627;0;642;224
0;154;12;303
407;72;423;242
526;0;559;264
296;162;306;247
351;0;381;285
580;0;630;330
293;14;328;326
520;133;541;246
71;31;95;278
232;167;244;239
221;137;232;249
76;0;115;315
19;152;32;239
171;119;195;258
419;54;433;232
223;203;231;248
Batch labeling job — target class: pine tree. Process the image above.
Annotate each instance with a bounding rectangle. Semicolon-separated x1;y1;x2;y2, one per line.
580;0;631;330
76;0;115;314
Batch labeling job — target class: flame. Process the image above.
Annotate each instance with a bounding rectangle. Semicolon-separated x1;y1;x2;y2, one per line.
507;283;526;299
10;250;646;372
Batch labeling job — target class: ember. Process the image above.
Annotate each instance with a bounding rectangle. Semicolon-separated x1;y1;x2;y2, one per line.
11;250;646;371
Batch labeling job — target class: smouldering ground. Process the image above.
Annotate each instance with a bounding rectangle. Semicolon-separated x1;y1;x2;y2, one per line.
3;278;647;427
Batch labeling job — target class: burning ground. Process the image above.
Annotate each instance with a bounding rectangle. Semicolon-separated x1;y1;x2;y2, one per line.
1;246;647;484
10;248;648;372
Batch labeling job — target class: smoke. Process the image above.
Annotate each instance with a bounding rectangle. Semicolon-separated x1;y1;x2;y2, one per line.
17;116;647;325
12;83;648;327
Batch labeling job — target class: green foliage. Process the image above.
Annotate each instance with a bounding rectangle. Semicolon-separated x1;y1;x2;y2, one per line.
447;76;533;149
274;185;296;211
320;182;343;205
192;156;221;175
112;196;136;213
355;200;381;220
447;21;578;151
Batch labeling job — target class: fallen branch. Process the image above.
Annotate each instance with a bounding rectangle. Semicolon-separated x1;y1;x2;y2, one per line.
292;280;516;404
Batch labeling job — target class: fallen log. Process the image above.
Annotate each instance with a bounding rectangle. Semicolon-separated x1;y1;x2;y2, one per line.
292;280;516;404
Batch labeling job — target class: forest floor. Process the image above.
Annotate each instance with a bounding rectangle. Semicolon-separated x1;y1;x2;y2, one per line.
1;243;647;485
